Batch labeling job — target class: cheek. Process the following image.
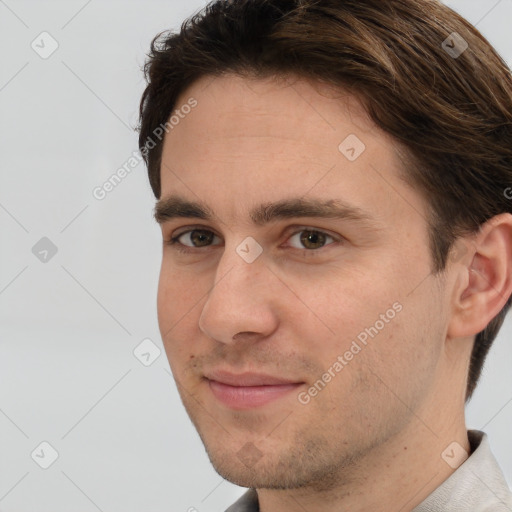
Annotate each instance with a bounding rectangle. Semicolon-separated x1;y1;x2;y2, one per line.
157;263;198;329
156;271;172;328
294;273;398;347
157;264;215;372
291;265;432;397
157;267;193;358
156;270;172;336
353;288;445;408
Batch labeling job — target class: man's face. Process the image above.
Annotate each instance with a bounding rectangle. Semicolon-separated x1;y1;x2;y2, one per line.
156;74;451;490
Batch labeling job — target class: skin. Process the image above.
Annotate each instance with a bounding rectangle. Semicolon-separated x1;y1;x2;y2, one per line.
155;73;512;512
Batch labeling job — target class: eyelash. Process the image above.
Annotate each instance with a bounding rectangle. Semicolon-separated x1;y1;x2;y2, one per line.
164;227;342;255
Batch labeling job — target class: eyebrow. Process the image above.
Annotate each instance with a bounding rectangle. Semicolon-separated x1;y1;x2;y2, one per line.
154;194;377;227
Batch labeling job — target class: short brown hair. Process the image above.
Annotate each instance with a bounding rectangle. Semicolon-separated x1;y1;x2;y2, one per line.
138;0;512;401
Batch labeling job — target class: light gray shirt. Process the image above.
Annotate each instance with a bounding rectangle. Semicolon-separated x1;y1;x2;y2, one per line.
225;430;512;511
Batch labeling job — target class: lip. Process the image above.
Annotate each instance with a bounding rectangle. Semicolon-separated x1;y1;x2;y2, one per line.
205;370;302;387
204;370;304;409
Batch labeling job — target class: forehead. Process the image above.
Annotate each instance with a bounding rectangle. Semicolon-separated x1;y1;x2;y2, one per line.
170;73;376;144
158;73;425;229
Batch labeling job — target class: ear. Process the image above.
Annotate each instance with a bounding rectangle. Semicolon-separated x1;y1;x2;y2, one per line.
448;213;512;339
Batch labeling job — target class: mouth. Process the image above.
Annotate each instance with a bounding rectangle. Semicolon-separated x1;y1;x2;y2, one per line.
204;370;304;410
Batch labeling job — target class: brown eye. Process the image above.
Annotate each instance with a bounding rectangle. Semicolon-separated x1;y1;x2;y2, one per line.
289;229;335;251
166;226;341;256
180;229;217;247
166;229;221;252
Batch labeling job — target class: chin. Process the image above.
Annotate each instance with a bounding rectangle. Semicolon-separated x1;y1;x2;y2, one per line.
202;437;343;492
208;456;299;489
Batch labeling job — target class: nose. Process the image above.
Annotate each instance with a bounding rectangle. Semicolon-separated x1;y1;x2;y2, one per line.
198;244;280;345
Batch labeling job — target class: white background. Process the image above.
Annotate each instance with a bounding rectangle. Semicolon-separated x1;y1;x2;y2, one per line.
0;1;511;510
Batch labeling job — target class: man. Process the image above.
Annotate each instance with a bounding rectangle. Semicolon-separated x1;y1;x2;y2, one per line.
138;0;512;510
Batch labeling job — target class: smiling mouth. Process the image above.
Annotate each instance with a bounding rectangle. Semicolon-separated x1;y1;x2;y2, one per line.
204;370;304;409
207;379;303;409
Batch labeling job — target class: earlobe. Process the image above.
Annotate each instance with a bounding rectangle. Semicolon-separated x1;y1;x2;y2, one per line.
447;214;512;340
